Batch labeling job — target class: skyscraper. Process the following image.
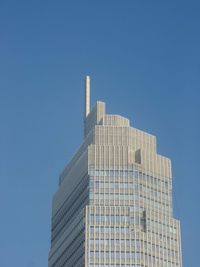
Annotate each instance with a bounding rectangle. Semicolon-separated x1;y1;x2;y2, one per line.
48;76;182;267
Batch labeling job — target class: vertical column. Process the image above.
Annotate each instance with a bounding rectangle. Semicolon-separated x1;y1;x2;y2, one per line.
85;75;90;119
84;75;91;138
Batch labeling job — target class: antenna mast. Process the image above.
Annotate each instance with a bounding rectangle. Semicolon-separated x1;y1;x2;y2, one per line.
84;75;90;137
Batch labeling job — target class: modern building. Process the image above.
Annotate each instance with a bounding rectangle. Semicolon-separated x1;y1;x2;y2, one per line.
48;76;182;267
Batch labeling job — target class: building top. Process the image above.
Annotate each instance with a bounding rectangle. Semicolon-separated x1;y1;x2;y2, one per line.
57;77;172;188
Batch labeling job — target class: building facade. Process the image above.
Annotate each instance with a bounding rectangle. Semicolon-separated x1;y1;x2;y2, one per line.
48;76;182;267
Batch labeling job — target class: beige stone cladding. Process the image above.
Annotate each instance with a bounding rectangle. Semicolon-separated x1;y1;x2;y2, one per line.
48;95;182;267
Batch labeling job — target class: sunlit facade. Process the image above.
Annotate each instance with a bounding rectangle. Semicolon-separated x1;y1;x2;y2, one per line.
48;76;182;267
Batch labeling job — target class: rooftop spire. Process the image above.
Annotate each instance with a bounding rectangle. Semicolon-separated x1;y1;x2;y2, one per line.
84;75;90;119
84;75;91;138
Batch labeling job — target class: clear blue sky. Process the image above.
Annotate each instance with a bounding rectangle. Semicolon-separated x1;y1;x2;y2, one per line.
0;1;199;266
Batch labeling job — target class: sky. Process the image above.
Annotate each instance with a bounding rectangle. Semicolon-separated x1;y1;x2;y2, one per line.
0;0;199;266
